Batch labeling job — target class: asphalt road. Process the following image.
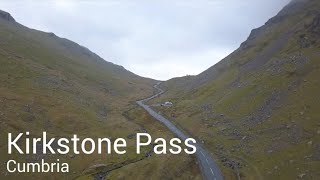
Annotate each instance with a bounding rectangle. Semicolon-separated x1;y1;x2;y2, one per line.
136;83;223;180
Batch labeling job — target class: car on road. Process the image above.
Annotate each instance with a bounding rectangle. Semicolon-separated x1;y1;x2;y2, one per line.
161;101;173;107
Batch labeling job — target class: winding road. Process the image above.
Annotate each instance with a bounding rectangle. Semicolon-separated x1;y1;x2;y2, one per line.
136;82;223;180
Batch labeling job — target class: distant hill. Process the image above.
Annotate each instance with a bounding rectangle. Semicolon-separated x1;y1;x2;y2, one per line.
155;0;320;179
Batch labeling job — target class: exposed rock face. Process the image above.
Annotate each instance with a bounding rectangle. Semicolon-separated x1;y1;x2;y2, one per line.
0;10;15;22
308;13;320;33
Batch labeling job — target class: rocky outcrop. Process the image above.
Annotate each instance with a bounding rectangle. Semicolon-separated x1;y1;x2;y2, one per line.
0;10;15;22
308;13;320;33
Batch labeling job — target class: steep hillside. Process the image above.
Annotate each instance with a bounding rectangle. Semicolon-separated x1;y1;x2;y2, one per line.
0;10;201;180
152;0;320;179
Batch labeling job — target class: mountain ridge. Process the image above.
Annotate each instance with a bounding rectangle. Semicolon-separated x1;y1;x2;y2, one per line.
0;9;15;22
161;0;319;93
0;8;183;180
0;9;140;80
152;0;320;179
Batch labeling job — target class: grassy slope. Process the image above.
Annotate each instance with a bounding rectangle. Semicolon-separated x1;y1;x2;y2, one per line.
0;12;200;179
151;0;320;179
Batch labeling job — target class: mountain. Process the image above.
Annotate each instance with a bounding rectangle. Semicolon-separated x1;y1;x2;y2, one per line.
0;9;203;180
153;0;320;179
0;10;15;22
0;9;157;179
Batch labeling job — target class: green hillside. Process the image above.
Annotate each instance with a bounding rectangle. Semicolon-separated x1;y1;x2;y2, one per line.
0;10;201;180
151;0;320;179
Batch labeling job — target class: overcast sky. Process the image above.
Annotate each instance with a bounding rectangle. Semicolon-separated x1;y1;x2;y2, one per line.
1;0;290;80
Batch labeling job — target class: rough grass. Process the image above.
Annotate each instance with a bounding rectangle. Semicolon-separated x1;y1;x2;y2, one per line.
0;17;171;180
150;1;320;179
0;11;203;180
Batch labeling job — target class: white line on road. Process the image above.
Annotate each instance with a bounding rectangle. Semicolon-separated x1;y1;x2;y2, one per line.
139;83;223;180
210;168;215;175
200;151;205;157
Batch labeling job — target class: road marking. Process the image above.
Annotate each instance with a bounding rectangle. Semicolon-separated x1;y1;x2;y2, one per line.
200;151;205;157
210;168;214;175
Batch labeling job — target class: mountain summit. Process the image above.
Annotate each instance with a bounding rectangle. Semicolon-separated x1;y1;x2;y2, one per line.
0;10;15;22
